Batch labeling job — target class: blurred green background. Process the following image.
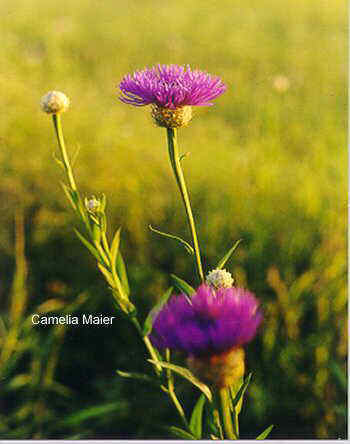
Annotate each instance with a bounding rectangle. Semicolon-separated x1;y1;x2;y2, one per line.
0;0;347;439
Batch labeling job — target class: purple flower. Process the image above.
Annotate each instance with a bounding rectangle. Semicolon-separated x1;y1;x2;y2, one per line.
119;64;226;109
150;284;262;358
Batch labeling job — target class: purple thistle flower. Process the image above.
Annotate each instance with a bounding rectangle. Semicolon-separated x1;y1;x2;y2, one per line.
119;64;226;109
150;284;262;358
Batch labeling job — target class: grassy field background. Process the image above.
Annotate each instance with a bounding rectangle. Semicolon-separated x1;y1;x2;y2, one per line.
0;0;347;439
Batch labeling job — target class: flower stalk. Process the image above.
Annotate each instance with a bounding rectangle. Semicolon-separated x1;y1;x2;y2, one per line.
52;114;77;192
166;128;204;282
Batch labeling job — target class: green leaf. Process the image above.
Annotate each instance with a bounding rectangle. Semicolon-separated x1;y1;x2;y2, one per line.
71;143;81;166
216;239;243;269
149;225;194;255
62;402;126;426
61;182;77;210
100;193;107;211
179;151;190;161
97;263;115;288
6;374;31;390
116;252;130;296
116;370;161;387
170;274;195;296
168;426;196;440
49;381;73;398
74;229;103;263
230;372;252;414
143;287;173;337
205;402;223;439
53;151;64;169
256;424;274;440
110;227;121;270
330;361;347;392
189;394;206;439
148;360;212;401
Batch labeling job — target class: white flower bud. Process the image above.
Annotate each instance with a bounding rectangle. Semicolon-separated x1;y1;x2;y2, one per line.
85;197;101;213
206;268;234;289
40;91;70;114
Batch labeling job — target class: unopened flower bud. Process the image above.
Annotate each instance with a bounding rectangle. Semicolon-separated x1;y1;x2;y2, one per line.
40;91;70;114
206;268;234;289
85;196;101;213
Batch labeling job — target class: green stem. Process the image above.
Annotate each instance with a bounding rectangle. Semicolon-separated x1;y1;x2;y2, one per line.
219;387;237;440
166;128;204;282
52;113;77;191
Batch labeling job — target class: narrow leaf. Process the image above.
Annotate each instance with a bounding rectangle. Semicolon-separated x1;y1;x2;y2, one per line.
69;188;81;207
116;252;130;296
189;394;206;439
110;227;121;270
143;287;173;337
61;182;77;210
7;374;31;390
97;263;115;288
148;360;212;401
216;239;243;269
71;143;81;166
330;361;347;392
52;151;64;169
149;225;194;255
205;403;224;440
116;370;160;387
256;424;274;440
100;193;107;212
62;402;126;426
170;274;195;296
74;229;102;263
168;426;196;440
231;372;252;411
179;151;190;161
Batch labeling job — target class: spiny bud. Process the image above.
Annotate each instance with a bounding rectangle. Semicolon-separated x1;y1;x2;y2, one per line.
206;268;234;289
40;91;70;114
151;105;192;128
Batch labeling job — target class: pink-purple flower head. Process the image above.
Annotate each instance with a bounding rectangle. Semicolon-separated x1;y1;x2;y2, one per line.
118;64;226;128
150;284;262;358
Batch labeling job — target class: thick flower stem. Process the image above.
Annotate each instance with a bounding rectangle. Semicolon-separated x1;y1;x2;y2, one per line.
219;387;237;440
52;114;77;191
166;128;204;283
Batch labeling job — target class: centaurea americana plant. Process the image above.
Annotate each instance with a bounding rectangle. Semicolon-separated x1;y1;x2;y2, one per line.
41;63;273;440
